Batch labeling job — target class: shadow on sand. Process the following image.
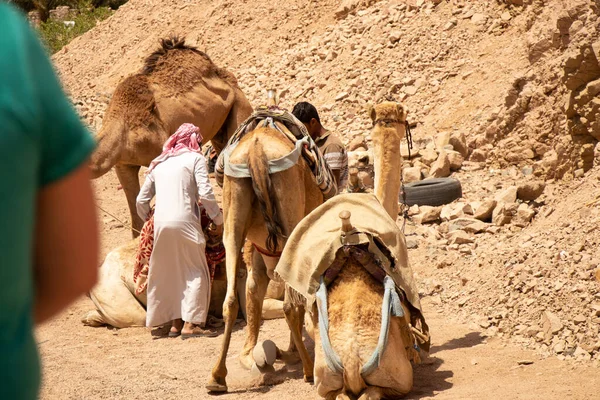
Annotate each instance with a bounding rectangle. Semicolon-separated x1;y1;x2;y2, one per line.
408;331;485;399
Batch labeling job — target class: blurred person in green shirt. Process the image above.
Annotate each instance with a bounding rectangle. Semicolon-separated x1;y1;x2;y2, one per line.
0;3;99;398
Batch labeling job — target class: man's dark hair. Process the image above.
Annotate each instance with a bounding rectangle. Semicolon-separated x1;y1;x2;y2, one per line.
292;102;321;124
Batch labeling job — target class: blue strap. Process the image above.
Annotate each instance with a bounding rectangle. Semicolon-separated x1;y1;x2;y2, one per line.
316;277;344;374
361;276;404;376
315;275;405;377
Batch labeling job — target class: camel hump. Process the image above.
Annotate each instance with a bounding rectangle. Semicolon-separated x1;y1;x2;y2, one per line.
339;210;353;233
159;35;187;51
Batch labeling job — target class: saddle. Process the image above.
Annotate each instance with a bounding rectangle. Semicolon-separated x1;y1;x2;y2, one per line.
214;106;337;200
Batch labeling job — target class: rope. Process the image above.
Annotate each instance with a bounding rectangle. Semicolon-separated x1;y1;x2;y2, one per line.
400;120;414;234
96;205;142;235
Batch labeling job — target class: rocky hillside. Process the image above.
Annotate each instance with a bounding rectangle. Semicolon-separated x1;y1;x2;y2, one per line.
51;0;600;364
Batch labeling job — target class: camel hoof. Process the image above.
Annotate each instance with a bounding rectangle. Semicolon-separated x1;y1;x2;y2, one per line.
206;377;227;393
304;374;314;383
278;349;301;365
239;351;255;370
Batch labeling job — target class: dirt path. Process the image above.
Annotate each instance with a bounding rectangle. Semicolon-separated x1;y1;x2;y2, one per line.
35;173;599;399
37;295;599;400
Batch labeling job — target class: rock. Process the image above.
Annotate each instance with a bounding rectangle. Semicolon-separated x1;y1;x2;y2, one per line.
334;0;359;19
573;314;586;324
517;360;534;365
429;151;451;178
441;203;468;221
542;311;563;336
554;341;566;354
449;132;469;158
403;166;422;183
444;20;457;31
470;149;487;162
420;148;439;165
492;202;517;226
501;11;512;21
348;137;368;151
389;31;402;44
403;85;418;96
517;181;546;201
462;220;488;234
574;346;592;361
335;92;349;101
525;325;541;337
471;13;488;26
474;199;497;222
495;187;518;204
435;132;451;149
447;151;464;171
513;203;535;227
447;230;474;245
406;238;419;249
414;206;441;224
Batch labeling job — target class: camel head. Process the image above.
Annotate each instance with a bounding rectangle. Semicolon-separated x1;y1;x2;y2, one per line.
368;101;408;143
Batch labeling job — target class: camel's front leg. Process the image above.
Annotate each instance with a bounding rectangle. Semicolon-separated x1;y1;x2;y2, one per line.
114;164;142;238
283;290;314;383
239;250;270;370
206;182;252;393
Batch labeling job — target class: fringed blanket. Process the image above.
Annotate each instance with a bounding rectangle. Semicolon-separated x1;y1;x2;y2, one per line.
215;106;337;200
132;208;226;295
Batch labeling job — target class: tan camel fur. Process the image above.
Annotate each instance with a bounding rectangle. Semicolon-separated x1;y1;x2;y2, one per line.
81;239;285;328
89;36;252;237
370;102;408;219
206;125;324;393
307;102;416;399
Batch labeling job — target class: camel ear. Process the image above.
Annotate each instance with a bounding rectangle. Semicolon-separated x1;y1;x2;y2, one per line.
397;103;408;121
368;105;376;122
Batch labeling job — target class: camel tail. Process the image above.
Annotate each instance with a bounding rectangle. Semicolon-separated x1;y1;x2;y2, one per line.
89;117;126;179
342;344;367;397
247;137;285;253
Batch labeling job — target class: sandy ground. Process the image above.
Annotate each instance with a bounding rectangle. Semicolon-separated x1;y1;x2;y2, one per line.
37;296;600;399
35;172;600;400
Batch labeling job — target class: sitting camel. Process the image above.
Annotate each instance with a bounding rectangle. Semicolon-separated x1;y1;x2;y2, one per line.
90;35;252;237
206;107;337;392
275;102;430;399
82;238;286;328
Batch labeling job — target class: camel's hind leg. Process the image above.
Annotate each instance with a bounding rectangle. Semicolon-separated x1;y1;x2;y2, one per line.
114;164;142;238
283;290;314;383
239;249;270;370
81;310;106;327
358;387;384;400
207;179;253;393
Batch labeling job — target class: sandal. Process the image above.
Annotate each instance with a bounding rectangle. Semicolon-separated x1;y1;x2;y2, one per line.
150;325;170;339
181;327;219;339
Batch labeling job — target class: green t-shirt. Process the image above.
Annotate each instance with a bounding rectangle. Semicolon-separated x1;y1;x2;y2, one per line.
0;4;96;398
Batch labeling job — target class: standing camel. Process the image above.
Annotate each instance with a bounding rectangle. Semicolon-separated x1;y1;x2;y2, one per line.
206;109;336;392
90;36;252;236
276;102;430;399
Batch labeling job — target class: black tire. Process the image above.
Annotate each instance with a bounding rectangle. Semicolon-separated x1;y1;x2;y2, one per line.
400;178;462;207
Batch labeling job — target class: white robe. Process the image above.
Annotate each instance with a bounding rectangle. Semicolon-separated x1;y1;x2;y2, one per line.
136;152;223;327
